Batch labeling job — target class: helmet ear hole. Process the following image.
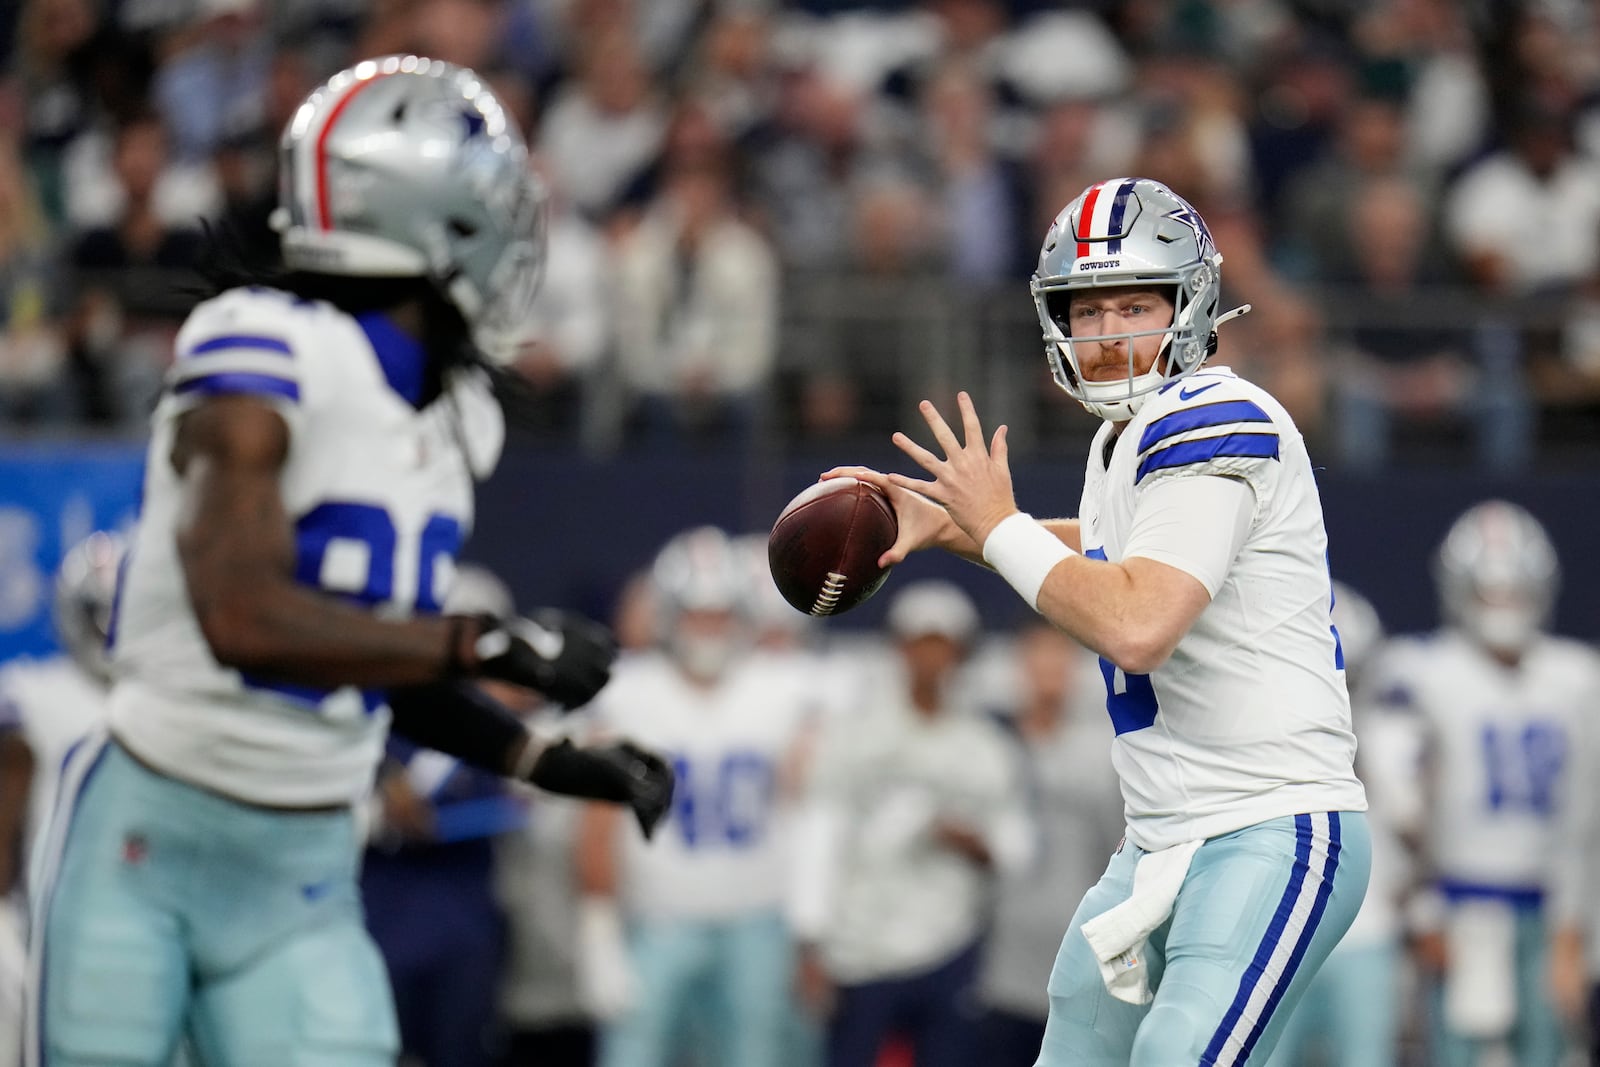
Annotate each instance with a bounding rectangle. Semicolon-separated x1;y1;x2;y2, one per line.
448;218;478;239
1043;290;1073;334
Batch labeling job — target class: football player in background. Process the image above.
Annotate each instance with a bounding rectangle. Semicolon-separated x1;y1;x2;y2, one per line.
789;581;1032;1067
360;564;538;1067
828;176;1370;1066
25;57;673;1067
0;697;21;1067
0;531;123;1067
975;619;1122;1067
1369;502;1597;1067
1267;583;1413;1067
576;527;821;1067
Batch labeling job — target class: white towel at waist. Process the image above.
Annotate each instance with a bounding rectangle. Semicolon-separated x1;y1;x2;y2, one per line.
1079;838;1203;1005
1444;898;1518;1039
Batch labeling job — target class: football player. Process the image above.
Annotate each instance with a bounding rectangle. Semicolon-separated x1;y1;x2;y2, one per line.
1;531;124;1067
1267;583;1412;1067
25;57;673;1067
1371;502;1598;1067
827;176;1370;1066
575;526;820;1067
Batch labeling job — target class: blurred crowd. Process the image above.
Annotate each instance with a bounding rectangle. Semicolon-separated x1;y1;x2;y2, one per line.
7;505;1600;1067
10;0;1600;465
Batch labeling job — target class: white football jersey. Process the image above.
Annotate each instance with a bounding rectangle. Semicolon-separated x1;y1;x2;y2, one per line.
109;287;504;807
1367;630;1600;893
592;648;820;922
1080;367;1366;850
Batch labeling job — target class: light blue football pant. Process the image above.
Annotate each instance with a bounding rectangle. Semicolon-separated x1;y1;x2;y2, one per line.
1428;907;1566;1067
1035;811;1371;1067
600;910;795;1067
26;736;399;1066
1263;940;1400;1067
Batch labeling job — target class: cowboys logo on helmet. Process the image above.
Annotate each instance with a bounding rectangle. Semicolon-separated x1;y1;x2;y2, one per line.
1031;177;1249;421
272;55;546;364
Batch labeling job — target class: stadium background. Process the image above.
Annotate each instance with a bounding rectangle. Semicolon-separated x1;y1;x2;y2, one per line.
4;0;1600;1061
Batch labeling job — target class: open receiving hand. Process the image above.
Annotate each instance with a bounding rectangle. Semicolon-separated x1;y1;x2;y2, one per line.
885;391;1019;548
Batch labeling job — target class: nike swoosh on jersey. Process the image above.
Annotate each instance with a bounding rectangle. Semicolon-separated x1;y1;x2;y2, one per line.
1178;381;1221;400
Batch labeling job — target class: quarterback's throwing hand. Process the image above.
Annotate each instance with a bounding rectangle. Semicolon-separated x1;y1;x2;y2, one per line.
889;391;1019;547
454;610;617;708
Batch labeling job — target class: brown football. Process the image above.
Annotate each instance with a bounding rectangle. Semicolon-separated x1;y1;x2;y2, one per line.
767;477;898;616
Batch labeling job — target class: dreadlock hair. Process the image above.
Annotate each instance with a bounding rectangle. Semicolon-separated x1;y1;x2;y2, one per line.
193;217;481;406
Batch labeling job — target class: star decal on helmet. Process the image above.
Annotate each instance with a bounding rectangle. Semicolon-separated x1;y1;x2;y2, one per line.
1163;206;1216;257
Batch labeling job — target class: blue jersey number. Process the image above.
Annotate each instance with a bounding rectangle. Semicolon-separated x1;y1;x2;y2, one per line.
1481;720;1566;815
1086;546;1160;734
669;750;776;848
295;502;462;612
246;500;464;712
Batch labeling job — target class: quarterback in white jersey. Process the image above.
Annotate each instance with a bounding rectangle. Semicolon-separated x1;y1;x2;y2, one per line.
831;177;1368;1067
1375;501;1597;1067
577;528;820;1067
28;58;672;1067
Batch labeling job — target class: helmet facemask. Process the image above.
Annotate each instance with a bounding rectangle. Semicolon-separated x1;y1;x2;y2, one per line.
651;527;753;684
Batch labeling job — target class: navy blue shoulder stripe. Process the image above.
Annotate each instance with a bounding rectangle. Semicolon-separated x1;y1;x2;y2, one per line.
173;371;299;402
1139;399;1271;455
184;335;293;359
1135;432;1278;484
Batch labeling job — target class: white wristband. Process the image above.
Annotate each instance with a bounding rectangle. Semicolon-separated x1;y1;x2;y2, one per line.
982;512;1075;611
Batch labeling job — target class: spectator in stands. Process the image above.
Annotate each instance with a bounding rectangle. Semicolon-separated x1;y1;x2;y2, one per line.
1326;175;1488;471
13;0;111;225
977;621;1121;1067
0;142;69;424
1444;98;1600;298
64;110;205;427
755;67;865;274
791;581;1030;1067
507;163;611;445
150;0;271;164
685;5;778;147
917;59;1021;286
1279;90;1432;281
612;103;777;450
538;26;667;222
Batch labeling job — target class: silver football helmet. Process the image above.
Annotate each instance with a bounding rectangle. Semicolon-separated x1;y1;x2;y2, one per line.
652;527;752;680
1030;177;1248;421
273;55;545;364
1434;501;1558;657
53;530;127;683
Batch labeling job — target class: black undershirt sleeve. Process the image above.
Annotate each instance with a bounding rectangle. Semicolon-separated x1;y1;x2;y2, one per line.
385;681;526;777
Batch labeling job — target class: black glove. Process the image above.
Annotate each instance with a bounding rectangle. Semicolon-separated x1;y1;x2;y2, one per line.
452;610;617;709
526;738;675;840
